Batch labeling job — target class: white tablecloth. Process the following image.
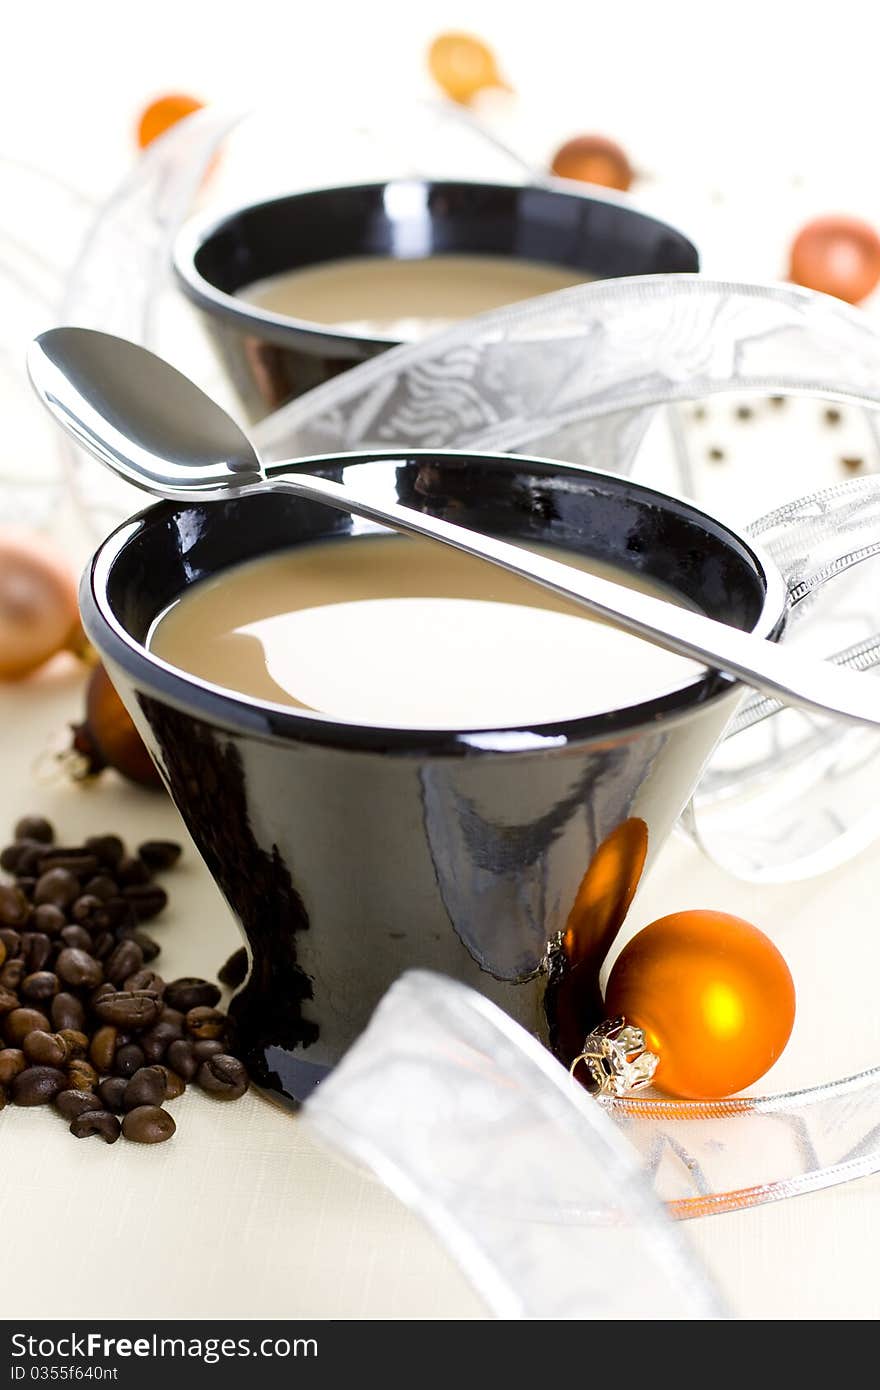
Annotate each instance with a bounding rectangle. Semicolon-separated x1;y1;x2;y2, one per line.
2;663;879;1320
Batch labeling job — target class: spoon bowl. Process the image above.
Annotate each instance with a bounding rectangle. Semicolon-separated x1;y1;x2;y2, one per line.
28;327;262;496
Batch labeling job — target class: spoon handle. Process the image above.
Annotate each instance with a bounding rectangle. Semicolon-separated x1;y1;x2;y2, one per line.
265;472;880;730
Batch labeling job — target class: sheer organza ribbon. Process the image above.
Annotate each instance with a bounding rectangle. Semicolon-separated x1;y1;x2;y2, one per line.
304;971;728;1319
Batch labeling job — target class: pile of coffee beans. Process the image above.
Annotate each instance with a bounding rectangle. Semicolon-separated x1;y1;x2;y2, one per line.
0;816;248;1144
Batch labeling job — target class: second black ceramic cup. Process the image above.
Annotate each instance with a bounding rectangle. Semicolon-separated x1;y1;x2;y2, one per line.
80;451;784;1107
173;179;699;419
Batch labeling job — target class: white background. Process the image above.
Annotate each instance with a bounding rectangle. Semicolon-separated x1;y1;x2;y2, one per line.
8;0;880;208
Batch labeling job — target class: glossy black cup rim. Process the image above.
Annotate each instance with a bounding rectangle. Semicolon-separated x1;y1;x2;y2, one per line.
172;177;700;356
81;449;787;758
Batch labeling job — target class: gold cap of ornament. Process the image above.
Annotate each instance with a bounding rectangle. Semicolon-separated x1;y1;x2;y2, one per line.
569;1016;658;1097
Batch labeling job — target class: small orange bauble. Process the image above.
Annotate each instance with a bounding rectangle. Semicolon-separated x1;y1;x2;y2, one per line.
137;93;205;150
604;910;795;1099
428;32;507;105
789;215;880;305
550;135;633;192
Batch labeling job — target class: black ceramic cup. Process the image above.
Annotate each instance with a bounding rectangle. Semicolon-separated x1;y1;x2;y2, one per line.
81;451;784;1107
173;179;699;420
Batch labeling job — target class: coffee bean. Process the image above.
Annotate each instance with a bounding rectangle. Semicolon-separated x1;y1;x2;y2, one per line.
89;897;132;931
114;1043;145;1077
93;991;162;1030
123;970;165;997
70;1110;120;1144
166;1039;197;1081
4;1007;50;1045
55;1089;104;1120
38;851;99;879
12;1065;66;1105
218;946;248;989
0;960;25;991
97;1076;128;1112
123;1066;167;1110
105;939;143;985
116;856;151;888
21;969;58;1007
96;910;131;940
23;1031;67;1067
110;893;138;924
1;813;243;1145
7;843;44;877
20;932;51;973
51;993;86;1033
14;816;54;844
30;904;66;936
0;884;30;927
84;835;125;871
20;971;58;1003
0;1048;25;1084
0;844;24;873
143;1023;179;1063
57;1030;89;1060
158;1066;185;1100
185;1007;226;1040
82;875;118;902
71;895;108;930
55;948;103;989
0;988;19;1016
142;1020;183;1063
151;1005;182;1033
122;930;160;963
91;932;116;960
137;841;182;872
0;935;21;967
122;1105;175;1144
197;1054;248;1100
59;925;93;953
67;1059;99;1092
33;868;79;909
0;928;21;958
89;1026;118;1073
121;884;167;921
164;978;221;1013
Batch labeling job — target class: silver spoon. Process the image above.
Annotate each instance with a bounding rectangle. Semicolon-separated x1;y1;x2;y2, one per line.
27;326;880;729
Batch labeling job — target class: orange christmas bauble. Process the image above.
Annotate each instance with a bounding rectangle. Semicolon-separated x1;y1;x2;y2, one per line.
428;32;506;105
137;93;205;150
604;910;795;1100
789;215;880;304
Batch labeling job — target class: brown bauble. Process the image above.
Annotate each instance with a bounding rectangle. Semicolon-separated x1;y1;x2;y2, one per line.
550;134;633;192
789;215;880;305
71;664;162;789
0;529;82;679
